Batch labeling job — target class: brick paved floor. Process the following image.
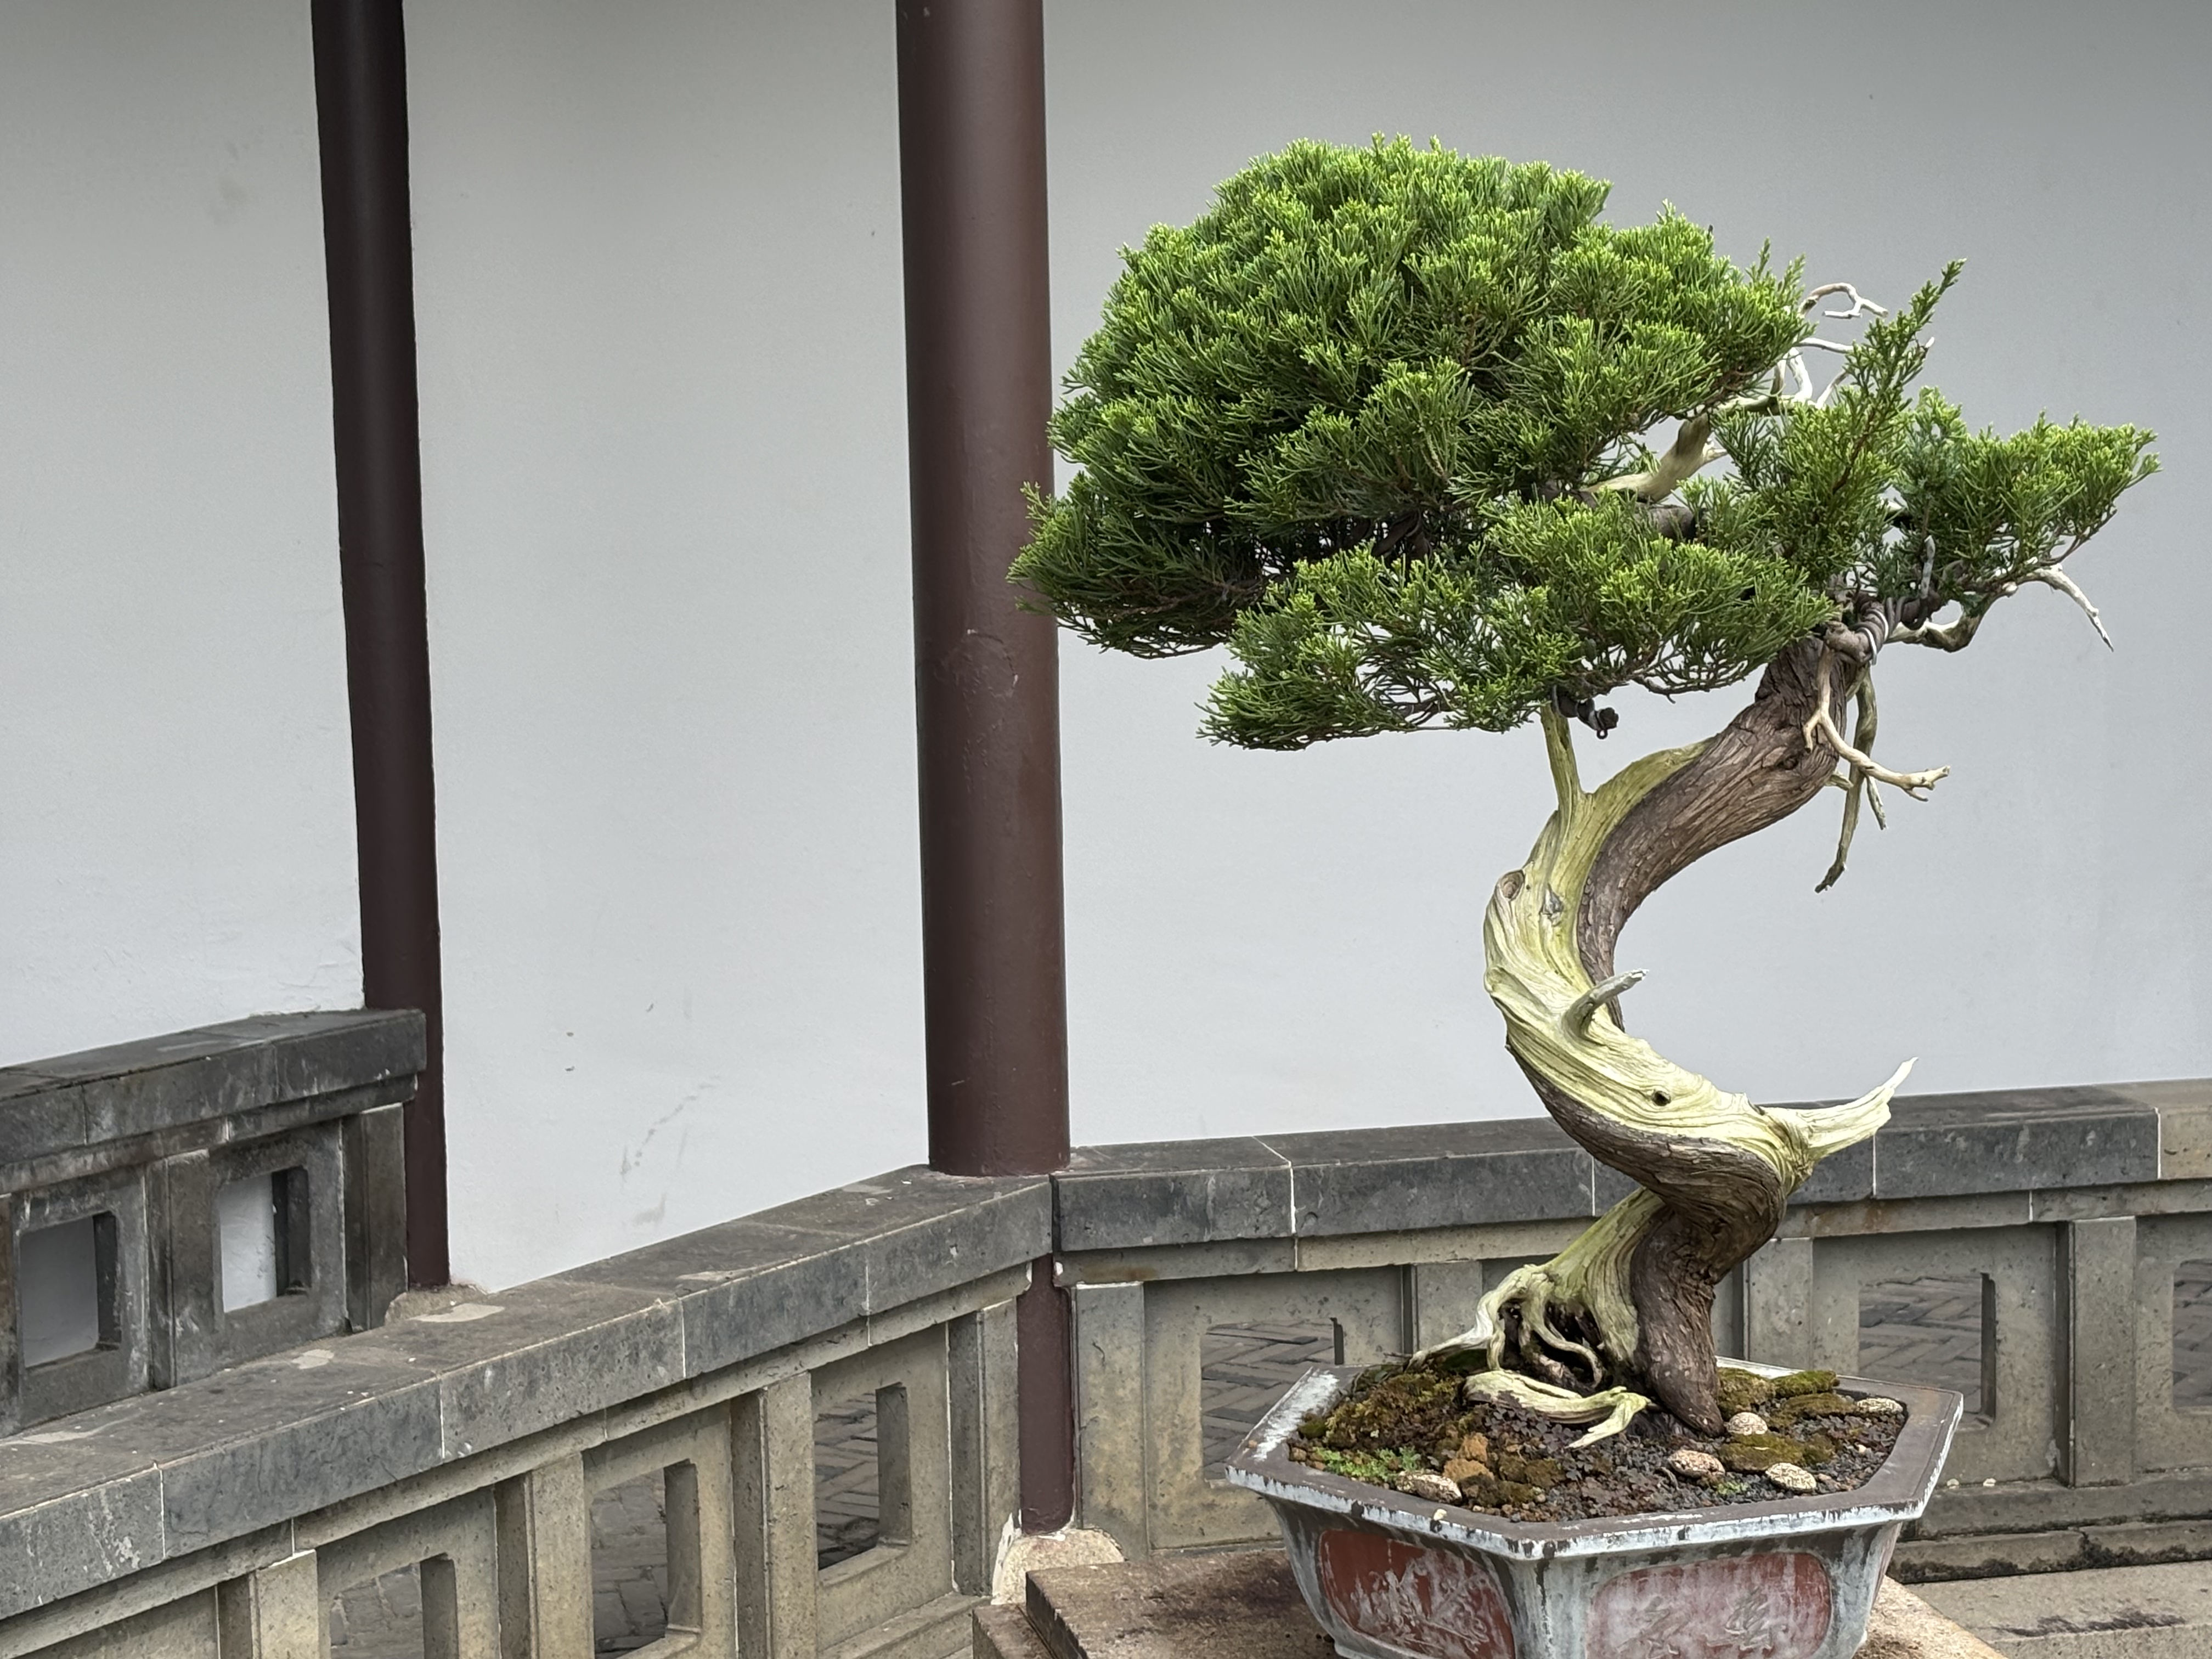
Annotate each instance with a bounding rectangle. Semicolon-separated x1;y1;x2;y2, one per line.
1858;1276;1987;1412
2174;1260;2212;1411
1200;1321;1339;1472
591;1470;669;1653
327;1564;422;1658
815;1391;881;1568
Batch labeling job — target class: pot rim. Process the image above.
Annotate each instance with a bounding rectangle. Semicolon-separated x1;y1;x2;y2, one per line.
1222;1357;1963;1560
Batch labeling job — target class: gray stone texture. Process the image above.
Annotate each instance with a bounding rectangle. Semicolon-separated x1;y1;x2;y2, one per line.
0;1012;424;1177
1022;1551;1324;1659
1055;1139;1294;1252
1916;1559;2212;1658
1874;1086;2164;1200
3;1012;426;1437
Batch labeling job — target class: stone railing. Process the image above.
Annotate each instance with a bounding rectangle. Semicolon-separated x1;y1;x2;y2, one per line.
1057;1078;2212;1579
4;1017;2210;1656
0;1013;1040;1659
1;1013;421;1434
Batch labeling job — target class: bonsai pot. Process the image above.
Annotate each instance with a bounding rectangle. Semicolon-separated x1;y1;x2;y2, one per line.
1224;1360;1962;1659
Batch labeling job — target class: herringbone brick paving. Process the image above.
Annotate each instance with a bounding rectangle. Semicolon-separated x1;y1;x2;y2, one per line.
814;1391;882;1569
1201;1321;1339;1471
1859;1276;1987;1412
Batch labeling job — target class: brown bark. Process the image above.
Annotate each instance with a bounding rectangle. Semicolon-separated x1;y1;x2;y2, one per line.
1559;636;1844;1431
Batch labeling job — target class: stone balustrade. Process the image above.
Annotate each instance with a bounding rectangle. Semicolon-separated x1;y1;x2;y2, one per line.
1;1013;421;1434
3;1013;2210;1656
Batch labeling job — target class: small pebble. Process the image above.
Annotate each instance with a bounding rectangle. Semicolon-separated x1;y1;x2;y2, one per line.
1765;1462;1817;1494
1666;1449;1725;1481
1396;1470;1462;1504
1981;1477;1996;1488
1857;1397;1905;1417
1945;1477;1961;1489
1724;1412;1770;1437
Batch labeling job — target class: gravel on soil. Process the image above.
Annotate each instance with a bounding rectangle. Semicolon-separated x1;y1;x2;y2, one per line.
1286;1364;1904;1523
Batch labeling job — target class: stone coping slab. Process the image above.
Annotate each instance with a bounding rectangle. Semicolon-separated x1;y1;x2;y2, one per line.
0;1011;426;1174
1056;1079;2199;1252
0;1164;1049;1620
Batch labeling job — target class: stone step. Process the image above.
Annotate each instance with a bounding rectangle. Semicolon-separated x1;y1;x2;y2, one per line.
974;1547;2000;1659
1915;1561;2212;1658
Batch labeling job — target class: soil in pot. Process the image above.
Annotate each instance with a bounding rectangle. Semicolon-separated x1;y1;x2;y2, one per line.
1287;1363;1905;1523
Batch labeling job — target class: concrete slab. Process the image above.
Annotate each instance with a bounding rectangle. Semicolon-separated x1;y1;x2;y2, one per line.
1025;1550;1328;1659
1916;1561;2212;1658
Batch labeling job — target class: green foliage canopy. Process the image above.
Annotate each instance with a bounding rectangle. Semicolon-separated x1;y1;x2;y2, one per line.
1012;138;2155;748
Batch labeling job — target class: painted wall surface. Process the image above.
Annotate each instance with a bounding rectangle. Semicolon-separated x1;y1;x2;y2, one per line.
6;3;2204;1293
1042;0;2212;1149
406;1;925;1288
0;0;359;1062
414;0;2207;1288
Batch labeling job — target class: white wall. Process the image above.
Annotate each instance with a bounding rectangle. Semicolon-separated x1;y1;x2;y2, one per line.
6;2;2205;1293
412;0;2211;1287
0;1;359;1062
406;1;925;1288
1044;0;2212;1143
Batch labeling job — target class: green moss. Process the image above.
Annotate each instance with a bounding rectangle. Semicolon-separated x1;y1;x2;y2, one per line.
1305;1444;1429;1486
1768;1370;1840;1399
1494;1451;1563;1489
1768;1391;1858;1427
1303;1364;1483;1455
1716;1368;1776;1416
1719;1432;1830;1472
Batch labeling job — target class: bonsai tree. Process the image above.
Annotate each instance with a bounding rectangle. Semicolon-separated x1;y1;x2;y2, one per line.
1014;139;2155;1439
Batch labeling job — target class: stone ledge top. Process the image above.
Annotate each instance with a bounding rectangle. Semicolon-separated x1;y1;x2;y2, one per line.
0;1163;1049;1621
1054;1078;2202;1252
0;1010;426;1174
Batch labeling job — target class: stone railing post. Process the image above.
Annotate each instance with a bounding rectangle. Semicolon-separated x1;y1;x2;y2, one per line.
2062;1214;2138;1486
732;1374;819;1659
215;1552;322;1658
493;1454;594;1658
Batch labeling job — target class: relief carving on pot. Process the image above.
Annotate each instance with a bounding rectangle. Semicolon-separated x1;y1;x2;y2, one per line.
1587;1551;1833;1659
1316;1529;1515;1659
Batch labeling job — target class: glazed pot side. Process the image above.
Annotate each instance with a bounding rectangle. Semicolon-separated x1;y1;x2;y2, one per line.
1224;1362;1963;1659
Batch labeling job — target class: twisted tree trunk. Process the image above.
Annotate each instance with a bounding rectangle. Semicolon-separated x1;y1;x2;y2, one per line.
1471;637;1910;1435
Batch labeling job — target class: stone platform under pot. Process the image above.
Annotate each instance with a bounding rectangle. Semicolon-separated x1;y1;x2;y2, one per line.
1223;1360;1963;1659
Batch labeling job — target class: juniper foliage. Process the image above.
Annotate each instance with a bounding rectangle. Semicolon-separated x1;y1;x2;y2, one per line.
1012;138;2155;749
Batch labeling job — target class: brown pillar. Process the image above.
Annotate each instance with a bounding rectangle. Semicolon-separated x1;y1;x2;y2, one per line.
312;0;448;1288
896;0;1073;1529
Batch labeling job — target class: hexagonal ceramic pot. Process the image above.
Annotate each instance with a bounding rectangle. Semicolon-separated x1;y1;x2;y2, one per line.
1224;1360;1961;1659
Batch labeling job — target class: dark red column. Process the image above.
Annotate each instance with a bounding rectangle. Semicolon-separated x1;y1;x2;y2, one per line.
896;0;1074;1530
312;0;448;1288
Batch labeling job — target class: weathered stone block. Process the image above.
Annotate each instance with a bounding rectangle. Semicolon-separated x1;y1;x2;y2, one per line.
1055;1139;1293;1251
1262;1119;1596;1237
1876;1087;2160;1199
561;1218;868;1376
342;1103;408;1331
150;1123;348;1390
11;1165;151;1428
752;1169;1051;1316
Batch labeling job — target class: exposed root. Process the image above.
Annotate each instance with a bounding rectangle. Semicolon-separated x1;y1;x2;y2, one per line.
1459;1373;1654;1448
